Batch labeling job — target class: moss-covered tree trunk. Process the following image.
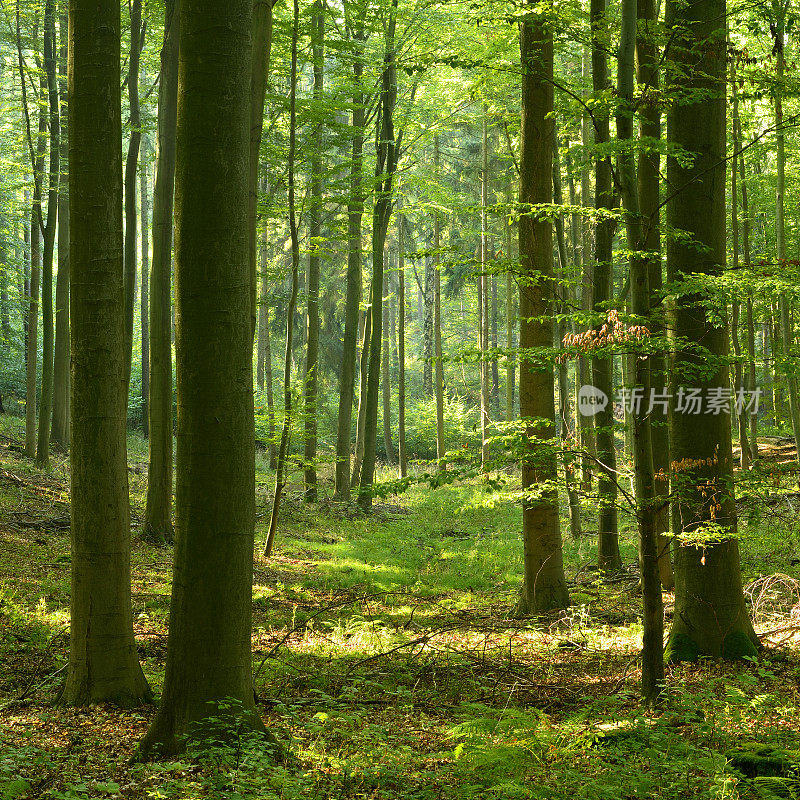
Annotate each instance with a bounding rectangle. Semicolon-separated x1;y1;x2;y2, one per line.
664;0;758;662
516;8;569;615
139;0;263;753
61;0;151;707
143;0;179;545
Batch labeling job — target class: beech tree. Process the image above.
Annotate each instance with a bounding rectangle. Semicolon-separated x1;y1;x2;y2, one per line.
140;0;264;753
664;0;758;661
515;3;569;615
61;0;151;707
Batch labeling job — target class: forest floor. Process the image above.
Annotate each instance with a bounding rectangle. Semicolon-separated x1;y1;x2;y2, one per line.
2;414;800;799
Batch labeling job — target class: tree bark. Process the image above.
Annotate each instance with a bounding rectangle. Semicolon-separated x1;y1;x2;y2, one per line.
383;269;394;463
61;0;151;707
140;135;150;439
335;15;365;499
35;0;60;469
591;0;621;570
139;0;264;753
249;0;275;340
123;0;142;395
304;3;324;501
398;207;407;477
479;114;490;468
51;7;70;451
516;9;569;615
358;2;398;512
664;0;758;661
143;0;179;545
265;0;301;557
434;135;445;471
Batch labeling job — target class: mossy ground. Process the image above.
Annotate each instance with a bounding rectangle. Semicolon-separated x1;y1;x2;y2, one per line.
2;414;800;798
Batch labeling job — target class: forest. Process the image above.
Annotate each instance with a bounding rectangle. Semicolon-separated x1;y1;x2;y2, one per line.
2;0;800;796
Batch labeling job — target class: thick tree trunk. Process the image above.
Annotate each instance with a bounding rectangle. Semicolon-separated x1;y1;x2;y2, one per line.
123;0;142;395
591;0;621;571
516;10;569;615
423;256;433;397
664;0;758;661
335;23;365;499
139;0;263;754
61;0;151;707
143;0;179;545
51;8;70;451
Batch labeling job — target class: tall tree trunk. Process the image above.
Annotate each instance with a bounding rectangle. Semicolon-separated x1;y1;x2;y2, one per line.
591;0;621;570
382;270;394;463
423;254;433;397
729;61;749;469
249;0;275;340
139;0;264;755
491;275;499;417
664;0;758;661
334;17;365;499
516;9;569;615
51;7;70;451
637;0;672;591
733;101;758;460
61;0;151;707
553;129;582;540
618;0;663;702
123;0;142;395
144;0;179;545
773;15;800;470
434;135;445;471
140;136;150;439
257;186;269;392
479;114;490;468
398;207;407;477
358;2;398;512
265;0;301;557
36;0;60;469
304;3;324;501
579;45;595;490
144;0;182;542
